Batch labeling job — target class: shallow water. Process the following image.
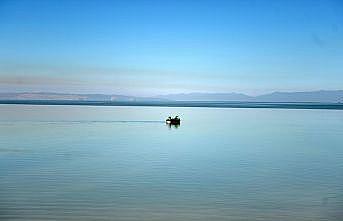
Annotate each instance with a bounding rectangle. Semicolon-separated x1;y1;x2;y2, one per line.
0;105;343;220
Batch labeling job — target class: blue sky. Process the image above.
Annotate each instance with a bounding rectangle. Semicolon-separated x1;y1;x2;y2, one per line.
0;0;342;96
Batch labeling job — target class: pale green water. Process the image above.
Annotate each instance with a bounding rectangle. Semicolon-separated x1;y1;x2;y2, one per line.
0;105;342;220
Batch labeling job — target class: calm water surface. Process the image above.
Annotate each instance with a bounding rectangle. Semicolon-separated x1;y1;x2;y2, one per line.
0;105;342;220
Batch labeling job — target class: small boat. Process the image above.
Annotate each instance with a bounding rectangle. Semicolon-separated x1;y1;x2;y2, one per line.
166;116;181;125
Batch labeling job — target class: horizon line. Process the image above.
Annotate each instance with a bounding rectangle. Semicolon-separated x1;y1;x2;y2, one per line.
1;89;343;98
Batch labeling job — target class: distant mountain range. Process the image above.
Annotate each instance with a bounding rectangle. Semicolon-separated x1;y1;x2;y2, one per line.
1;90;343;103
156;90;343;103
0;92;162;102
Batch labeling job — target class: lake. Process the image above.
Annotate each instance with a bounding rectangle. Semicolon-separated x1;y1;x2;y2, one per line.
0;104;342;220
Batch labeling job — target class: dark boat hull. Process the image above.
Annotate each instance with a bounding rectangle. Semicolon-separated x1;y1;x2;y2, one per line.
166;119;180;125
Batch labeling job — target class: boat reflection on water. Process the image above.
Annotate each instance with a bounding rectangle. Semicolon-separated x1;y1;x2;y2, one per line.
166;116;181;129
166;122;180;129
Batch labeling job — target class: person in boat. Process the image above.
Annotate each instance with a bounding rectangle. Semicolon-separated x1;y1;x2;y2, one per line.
166;116;180;124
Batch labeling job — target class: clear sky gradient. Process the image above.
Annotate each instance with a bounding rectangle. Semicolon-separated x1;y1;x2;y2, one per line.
0;0;342;96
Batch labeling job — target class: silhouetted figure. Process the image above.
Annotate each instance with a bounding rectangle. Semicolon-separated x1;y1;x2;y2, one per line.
166;116;181;126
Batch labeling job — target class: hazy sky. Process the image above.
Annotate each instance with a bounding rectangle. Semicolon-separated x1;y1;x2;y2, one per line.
0;0;342;96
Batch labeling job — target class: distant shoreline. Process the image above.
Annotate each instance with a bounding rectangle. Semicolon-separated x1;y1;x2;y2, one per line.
1;100;343;110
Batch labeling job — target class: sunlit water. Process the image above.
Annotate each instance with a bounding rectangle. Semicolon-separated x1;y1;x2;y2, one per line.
0;104;342;221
